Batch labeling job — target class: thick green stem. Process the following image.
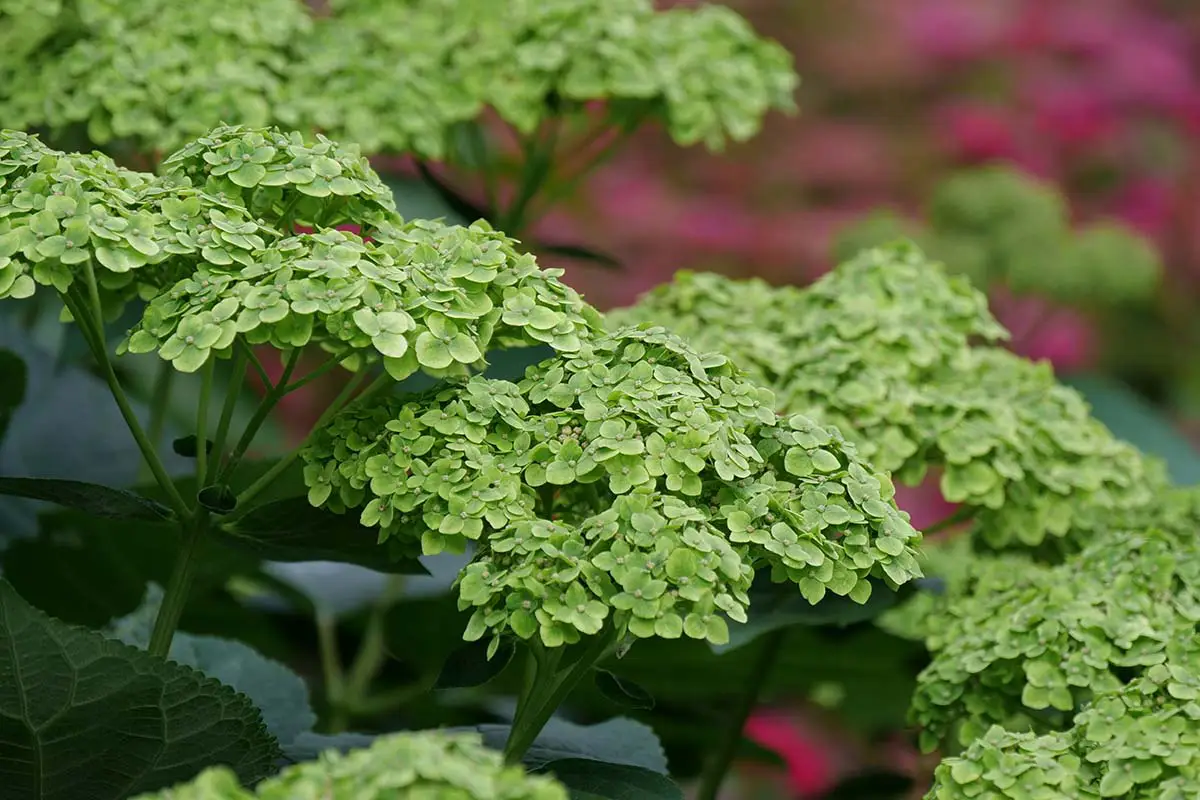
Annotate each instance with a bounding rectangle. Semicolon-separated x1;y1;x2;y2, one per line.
224;370;380;519
694;629;787;800
323;576;406;730
142;359;175;483
194;359;214;488
504;632;613;764
148;513;208;656
61;286;190;522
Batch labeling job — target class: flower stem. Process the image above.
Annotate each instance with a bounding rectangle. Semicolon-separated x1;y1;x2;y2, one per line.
502;120;561;235
223;370;382;521
142;359;175;483
219;346;302;481
211;348;249;464
504;632;613;764
60;286;190;522
148;513;208;656
195;359;214;488
694;629;787;800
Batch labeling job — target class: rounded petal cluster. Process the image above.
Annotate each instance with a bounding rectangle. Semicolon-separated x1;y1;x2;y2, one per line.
0;0;312;153
0;134;169;304
302;327;921;651
123;219;602;374
160;125;397;232
928;663;1200;800
288;0;798;158
911;530;1200;749
613;241;1165;553
926;348;1165;550
133;731;568;800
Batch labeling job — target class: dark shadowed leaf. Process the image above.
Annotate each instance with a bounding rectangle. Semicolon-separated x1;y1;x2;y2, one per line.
435;638;515;689
713;574;917;654
0;348;26;445
536;242;622;270
280;732;377;765
817;770;915;800
218;496;428;574
0;579;280;799
172;435;213;459
594;669;655;711
0;477;173;522
458;716;669;774
541;759;682;800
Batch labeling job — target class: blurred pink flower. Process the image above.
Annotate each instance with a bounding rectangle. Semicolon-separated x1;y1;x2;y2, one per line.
784;123;896;188
744;713;836;798
1016;310;1097;372
1111;178;1175;240
936;103;1020;162
1028;81;1122;148
901;0;1011;61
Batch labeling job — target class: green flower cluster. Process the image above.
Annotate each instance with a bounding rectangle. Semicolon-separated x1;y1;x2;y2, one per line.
133;731;568;800
302;327;921;650
834;166;1162;307
911;530;1200;751
159;125;397;232
0;0;311;154
288;0;799;158
928;660;1200;800
123;216;601;375
0;129;228;309
612;242;1161;553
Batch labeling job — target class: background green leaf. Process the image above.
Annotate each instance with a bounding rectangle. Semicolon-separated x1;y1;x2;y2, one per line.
0;579;280;799
541;759;682;800
0;348;26;446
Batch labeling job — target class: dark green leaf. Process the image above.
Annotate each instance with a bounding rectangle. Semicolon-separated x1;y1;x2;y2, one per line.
435;638;515;689
817;770;915;800
460;716;669;774
172;435;213;458
197;484;237;514
594;669;655;711
413;161;495;224
541;759;682;800
0;348;26;445
219;496;428;574
110;585;317;750
536;242;622;270
1063;374;1200;484
0;477;173;522
0;579;280;799
713;574;913;654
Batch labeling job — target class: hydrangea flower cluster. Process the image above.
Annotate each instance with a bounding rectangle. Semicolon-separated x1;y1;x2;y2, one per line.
911;530;1200;750
612;241;1162;553
302;327;921;651
287;0;799;157
132;731;568;800
835;166;1162;308
159;125;397;232
0;0;312;153
122;216;600;375
928;661;1200;800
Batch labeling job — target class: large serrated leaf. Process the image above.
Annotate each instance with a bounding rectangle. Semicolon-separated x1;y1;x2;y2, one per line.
0;579;280;800
0;477;174;522
541;759;682;800
219;497;428;574
110;585;317;751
